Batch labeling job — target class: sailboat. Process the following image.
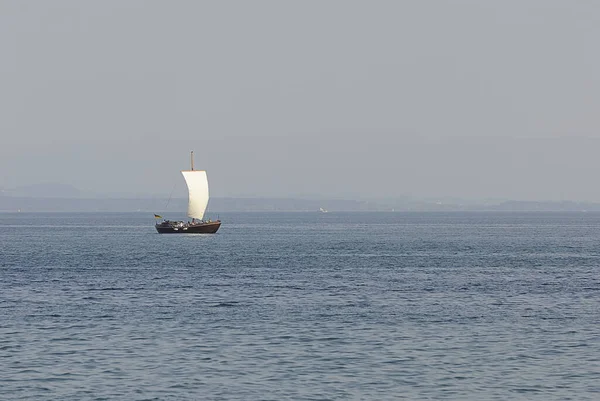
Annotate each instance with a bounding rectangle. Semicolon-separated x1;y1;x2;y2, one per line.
155;151;221;234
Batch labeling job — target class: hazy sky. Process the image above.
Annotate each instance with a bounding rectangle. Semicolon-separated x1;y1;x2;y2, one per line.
2;1;600;201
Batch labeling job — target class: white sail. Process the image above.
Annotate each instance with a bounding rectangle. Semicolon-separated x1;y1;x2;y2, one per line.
181;170;209;220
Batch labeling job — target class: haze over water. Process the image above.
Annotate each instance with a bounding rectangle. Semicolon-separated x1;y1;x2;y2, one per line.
1;212;598;400
3;1;600;202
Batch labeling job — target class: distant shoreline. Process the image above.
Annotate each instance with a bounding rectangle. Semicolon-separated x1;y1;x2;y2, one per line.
2;196;600;213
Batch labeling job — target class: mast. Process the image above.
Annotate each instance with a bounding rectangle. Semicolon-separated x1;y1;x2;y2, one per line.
190;151;194;171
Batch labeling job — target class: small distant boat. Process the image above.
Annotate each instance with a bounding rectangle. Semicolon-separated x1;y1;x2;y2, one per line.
319;207;328;213
155;151;221;234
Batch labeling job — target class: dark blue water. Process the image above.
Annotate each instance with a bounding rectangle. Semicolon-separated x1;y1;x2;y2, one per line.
1;212;599;400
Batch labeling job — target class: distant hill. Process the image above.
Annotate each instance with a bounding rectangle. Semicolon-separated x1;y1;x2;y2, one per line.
0;196;368;213
2;183;87;198
2;194;600;213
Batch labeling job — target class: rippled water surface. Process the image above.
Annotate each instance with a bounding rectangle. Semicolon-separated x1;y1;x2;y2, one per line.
1;212;599;400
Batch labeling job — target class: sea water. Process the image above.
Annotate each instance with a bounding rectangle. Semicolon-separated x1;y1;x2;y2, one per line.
0;212;599;400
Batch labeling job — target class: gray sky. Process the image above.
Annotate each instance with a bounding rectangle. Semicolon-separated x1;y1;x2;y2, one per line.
2;0;600;201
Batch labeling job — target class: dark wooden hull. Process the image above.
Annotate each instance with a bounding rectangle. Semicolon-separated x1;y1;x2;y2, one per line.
155;221;221;234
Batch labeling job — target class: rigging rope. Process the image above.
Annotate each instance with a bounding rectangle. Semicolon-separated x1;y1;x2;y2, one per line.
165;181;177;210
